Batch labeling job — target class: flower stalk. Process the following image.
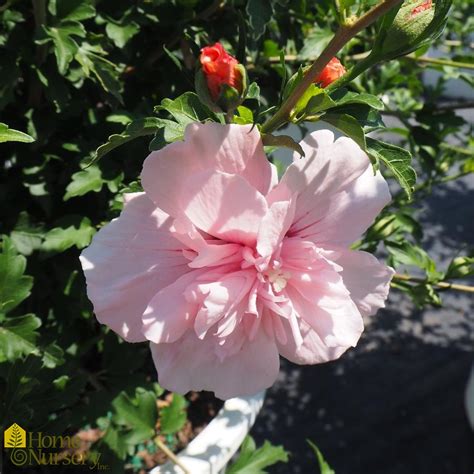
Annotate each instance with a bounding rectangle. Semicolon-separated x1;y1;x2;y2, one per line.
154;436;191;474
392;274;474;293
260;0;404;134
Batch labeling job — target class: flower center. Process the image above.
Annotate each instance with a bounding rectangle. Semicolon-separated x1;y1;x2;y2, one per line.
240;248;291;293
265;265;291;293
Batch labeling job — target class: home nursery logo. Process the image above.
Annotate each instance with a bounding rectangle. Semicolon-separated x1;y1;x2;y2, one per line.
4;423;26;449
2;423;108;470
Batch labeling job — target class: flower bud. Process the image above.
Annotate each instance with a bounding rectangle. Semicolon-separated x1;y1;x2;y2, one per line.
196;42;247;112
313;57;346;88
411;0;432;16
374;0;450;60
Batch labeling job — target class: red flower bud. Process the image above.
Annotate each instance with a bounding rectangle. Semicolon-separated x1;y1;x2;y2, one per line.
411;0;432;16
314;57;346;88
199;43;243;101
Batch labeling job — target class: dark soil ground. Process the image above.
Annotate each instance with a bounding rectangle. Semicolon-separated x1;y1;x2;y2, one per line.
252;161;474;473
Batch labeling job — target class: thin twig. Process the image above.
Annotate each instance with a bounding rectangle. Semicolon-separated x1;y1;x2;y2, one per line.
392;274;474;293
154;437;191;474
380;101;474;114
28;0;48;107
255;52;474;70
404;55;474;70
260;0;404;134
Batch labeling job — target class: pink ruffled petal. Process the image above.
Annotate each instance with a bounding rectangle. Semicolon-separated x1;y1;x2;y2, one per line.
141;123;273;218
193;270;256;339
277;319;349;365
268;131;384;245
188;242;242;268
293;166;391;246
285;283;363;348
180;170;268;246
142;269;207;344
330;248;395;317
256;197;296;259
150;326;280;400
80;193;189;342
276;317;350;365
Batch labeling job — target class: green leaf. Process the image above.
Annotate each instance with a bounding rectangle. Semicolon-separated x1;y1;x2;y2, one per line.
148;119;185;151
246;0;273;40
160;393;187;435
93;117;166;162
41;216;95;253
0;314;41;361
106;22;140;49
365;211;422;243
75;44;122;100
234;106;254;125
307;440;335;474
410;282;442;307
298;28;333;60
0;237;34;313
227;436;289;474
54;0;96;21
289;83;336;121
282;67;304;103
366;137;416;199
246;82;260;100
328;103;384;132
330;89;384;110
42;343;65;368
64;166;104;200
53;374;70;390
44;25;80;75
262;134;305;157
35;66;71;113
386;241;438;277
462;157;474;173
111;388;158;442
304;90;337;116
10;212;45;256
0;123;35;144
445;256;474;280
157;92;218;125
323;113;366;149
102;426;129;460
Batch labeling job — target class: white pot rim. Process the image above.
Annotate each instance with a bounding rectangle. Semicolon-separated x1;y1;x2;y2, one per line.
150;390;266;474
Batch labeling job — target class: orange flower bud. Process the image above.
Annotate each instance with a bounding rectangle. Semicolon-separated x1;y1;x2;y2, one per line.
313;57;346;88
199;43;243;101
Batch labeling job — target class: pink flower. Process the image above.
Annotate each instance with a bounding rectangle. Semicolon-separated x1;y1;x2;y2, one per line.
80;124;394;400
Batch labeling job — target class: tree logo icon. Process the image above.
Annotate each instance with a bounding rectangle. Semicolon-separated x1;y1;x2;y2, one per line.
3;423;26;448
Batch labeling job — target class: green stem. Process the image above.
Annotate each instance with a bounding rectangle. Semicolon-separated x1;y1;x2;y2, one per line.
261;0;403;134
381;100;474;114
392;274;474;293
29;0;48;107
440;143;474;157
154;437;190;474
334;0;347;25
438;170;472;184
405;55;474;70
